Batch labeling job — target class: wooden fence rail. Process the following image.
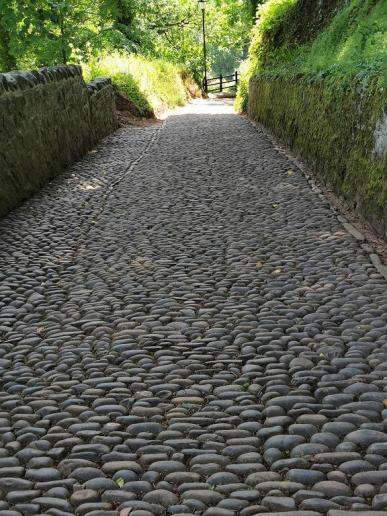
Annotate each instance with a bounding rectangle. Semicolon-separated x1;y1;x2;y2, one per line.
203;71;239;94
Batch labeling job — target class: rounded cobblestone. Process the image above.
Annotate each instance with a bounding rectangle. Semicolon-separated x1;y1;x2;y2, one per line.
0;100;385;515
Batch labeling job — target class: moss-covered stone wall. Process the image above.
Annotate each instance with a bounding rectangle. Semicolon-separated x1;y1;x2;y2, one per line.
0;65;117;217
248;73;387;237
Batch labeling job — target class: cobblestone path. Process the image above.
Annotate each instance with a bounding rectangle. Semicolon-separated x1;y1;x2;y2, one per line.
0;100;387;516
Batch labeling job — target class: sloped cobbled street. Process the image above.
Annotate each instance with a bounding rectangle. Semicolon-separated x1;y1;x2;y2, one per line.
0;100;386;516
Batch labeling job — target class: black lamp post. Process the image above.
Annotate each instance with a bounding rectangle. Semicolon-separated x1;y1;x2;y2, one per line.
198;0;207;94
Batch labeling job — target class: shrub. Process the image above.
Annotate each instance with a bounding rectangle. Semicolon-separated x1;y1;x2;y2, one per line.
84;53;193;117
236;0;387;110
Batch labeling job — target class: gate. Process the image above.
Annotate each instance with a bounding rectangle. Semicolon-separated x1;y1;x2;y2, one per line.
203;71;239;94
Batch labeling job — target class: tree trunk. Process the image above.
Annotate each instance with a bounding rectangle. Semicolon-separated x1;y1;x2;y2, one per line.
59;15;68;64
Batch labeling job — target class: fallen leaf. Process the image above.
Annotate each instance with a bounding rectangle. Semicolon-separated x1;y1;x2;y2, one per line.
116;478;125;488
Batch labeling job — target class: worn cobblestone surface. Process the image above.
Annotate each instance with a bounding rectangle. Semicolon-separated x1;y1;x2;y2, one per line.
0;100;386;516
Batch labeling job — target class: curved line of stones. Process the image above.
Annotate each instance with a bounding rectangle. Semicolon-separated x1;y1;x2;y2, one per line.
70;121;166;264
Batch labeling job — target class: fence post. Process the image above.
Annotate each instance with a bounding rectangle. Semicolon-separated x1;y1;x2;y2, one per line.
235;71;238;89
220;74;223;93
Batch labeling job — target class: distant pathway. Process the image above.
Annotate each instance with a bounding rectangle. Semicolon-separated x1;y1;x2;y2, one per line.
0;100;386;516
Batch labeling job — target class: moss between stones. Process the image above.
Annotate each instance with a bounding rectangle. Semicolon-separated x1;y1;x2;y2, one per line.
248;71;387;236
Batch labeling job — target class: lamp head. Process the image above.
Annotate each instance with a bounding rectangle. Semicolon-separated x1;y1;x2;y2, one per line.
198;0;206;10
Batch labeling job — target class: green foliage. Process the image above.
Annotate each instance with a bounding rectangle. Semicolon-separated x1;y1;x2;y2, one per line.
236;0;300;110
236;0;387;110
85;53;189;116
248;0;297;67
117;0;254;80
234;58;249;111
304;0;387;73
110;72;154;116
205;0;253;76
127;0;203;80
0;0;130;68
0;0;255;82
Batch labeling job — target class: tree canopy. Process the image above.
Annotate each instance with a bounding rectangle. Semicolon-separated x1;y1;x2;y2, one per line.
0;0;257;78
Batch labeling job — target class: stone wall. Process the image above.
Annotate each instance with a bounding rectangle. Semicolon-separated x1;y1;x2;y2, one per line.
248;73;387;237
0;65;117;217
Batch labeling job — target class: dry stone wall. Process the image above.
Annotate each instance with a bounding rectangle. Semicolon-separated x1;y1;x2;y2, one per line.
0;65;117;217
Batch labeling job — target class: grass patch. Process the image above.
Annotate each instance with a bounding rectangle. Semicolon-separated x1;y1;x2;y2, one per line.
84;53;198;117
236;0;387;109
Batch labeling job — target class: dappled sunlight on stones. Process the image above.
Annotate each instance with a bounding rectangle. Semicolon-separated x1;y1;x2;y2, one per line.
314;230;349;242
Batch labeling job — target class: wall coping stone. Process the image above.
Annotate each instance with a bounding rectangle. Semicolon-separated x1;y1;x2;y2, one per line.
0;65;111;96
87;77;113;95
